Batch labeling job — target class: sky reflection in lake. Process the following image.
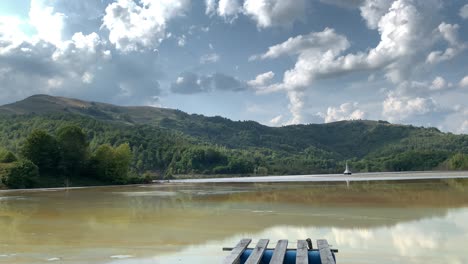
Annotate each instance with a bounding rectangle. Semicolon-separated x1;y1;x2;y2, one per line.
1;177;468;263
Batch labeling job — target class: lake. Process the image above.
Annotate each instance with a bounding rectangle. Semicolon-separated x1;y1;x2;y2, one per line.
1;176;468;263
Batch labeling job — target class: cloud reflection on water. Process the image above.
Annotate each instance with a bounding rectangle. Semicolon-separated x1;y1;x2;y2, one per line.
105;208;468;264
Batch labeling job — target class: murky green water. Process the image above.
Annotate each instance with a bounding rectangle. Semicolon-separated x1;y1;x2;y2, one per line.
1;178;468;263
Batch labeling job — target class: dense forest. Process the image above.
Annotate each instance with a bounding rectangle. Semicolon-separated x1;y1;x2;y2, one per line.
1;94;468;189
0;125;144;189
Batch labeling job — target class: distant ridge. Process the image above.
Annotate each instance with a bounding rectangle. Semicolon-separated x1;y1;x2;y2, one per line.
0;94;407;128
1;94;466;163
0;94;184;124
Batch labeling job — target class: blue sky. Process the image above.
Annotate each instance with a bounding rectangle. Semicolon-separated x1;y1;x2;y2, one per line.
0;0;468;133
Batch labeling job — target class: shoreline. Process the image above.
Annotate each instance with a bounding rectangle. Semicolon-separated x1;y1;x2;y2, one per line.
0;183;145;193
162;170;468;184
2;171;468;192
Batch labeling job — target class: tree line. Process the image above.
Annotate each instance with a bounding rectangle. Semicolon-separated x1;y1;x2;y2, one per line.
0;125;142;189
1;113;468;189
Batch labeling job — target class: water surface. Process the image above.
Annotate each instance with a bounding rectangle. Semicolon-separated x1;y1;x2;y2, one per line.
1;176;468;263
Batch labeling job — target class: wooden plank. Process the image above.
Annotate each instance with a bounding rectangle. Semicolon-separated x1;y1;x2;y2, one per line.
245;239;269;264
317;239;336;264
223;239;252;264
269;239;288;264
222;247;338;253
296;240;308;264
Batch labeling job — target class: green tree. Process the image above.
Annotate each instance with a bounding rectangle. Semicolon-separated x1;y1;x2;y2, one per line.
21;130;61;174
2;160;39;189
0;148;17;163
57;125;89;176
257;166;268;176
447;153;468;170
90;144;114;182
90;143;132;184
114;143;132;178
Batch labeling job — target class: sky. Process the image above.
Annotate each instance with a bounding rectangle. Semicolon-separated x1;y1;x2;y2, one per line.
0;0;468;133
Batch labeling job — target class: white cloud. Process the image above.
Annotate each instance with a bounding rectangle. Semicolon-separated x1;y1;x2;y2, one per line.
323;102;366;123
269;114;283;126
218;0;242;18
178;35;186;47
200;53;220;64
206;0;242;21
205;0;307;27
382;94;438;122
438;23;460;47
0;17;29;45
429;76;448;91
205;0;216;15
0;31;111;102
460;76;468;88
0;1;162;106
426;23;466;64
286;90;305;124
243;0;307;28
102;0;189;52
51;32;110;68
252;0;452;124
250;28;349;61
247;71;274;87
460;4;468;19
81;71;94;84
68;32;103;53
29;0;66;45
393;77;456;97
359;0;392;29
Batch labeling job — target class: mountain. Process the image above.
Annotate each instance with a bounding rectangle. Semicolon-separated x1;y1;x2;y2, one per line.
0;94;182;123
1;94;468;176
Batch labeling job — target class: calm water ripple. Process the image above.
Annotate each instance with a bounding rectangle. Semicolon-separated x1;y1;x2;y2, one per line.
1;175;468;263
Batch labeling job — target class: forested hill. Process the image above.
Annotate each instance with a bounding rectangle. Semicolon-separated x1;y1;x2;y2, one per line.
1;94;468;183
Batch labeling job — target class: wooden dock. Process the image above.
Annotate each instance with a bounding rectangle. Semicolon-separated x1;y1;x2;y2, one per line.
223;238;337;264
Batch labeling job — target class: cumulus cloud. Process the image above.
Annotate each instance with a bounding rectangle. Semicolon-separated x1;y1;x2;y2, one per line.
426;23;467;64
29;0;66;45
250;28;349;61
0;16;28;45
0;32;112;101
321;102;366;123
382;94;438;122
269;114;283;126
102;0;189;52
359;0;393;29
243;0;308;28
251;0;460;124
460;76;468;88
177;35;186;47
171;72;246;94
0;0;167;106
205;0;308;27
37;0;106;39
247;71;275;87
205;0;216;14
429;76;450;91
205;0;242;21
460;4;468;19
200;53;220;64
218;0;243;18
393;77;455;97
